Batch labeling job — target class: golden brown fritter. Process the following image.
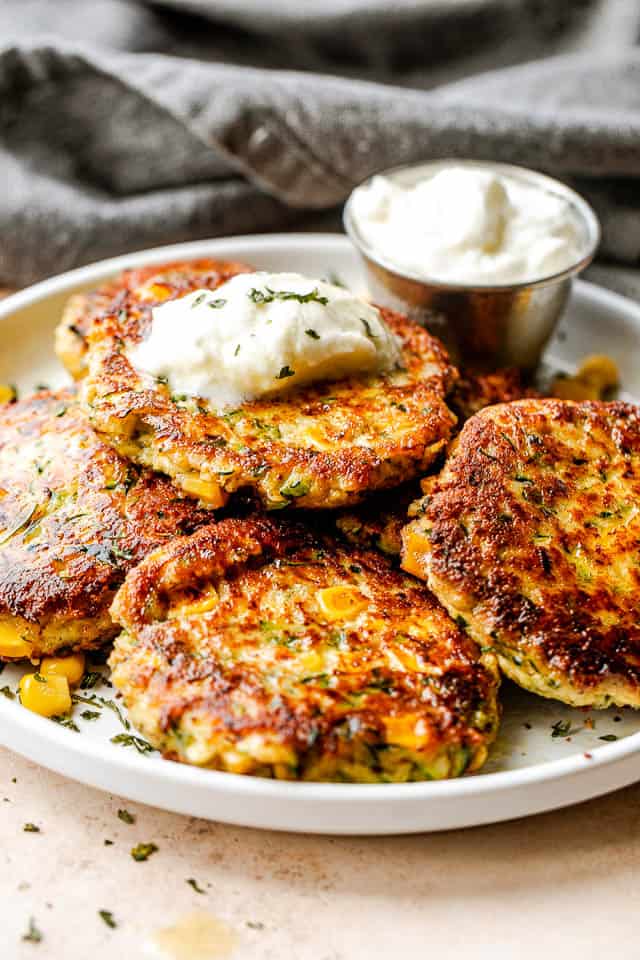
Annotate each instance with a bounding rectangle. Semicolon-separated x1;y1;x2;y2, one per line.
55;258;253;379
0;390;209;660
109;517;499;781
80;301;458;510
402;399;640;709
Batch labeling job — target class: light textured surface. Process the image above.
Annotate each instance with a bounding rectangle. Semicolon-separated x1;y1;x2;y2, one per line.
2;744;640;959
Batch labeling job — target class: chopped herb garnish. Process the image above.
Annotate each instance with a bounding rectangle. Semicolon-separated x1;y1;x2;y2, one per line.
1;685;15;700
234;344;241;356
191;292;207;308
117;808;135;825
599;734;618;742
80;671;102;690
22;917;42;943
55;405;67;418
280;479;310;499
187;877;206;894
104;839;114;845
33;673;46;683
111;545;134;561
52;716;80;732
111;733;153;754
80;709;101;720
99;910;117;929
130;842;158;862
275;365;295;380
360;317;376;340
248;286;328;307
23;823;40;832
305;328;320;339
208;298;226;309
246;921;265;931
551;719;576;739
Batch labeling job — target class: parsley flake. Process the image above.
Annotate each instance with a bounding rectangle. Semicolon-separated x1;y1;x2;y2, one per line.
22;917;42;943
23;823;40;833
248;286;328;307
275;365;295;380
117;808;135;825
187;877;206;894
131;842;158;862
111;733;153;754
305;328;320;339
99;910;117;929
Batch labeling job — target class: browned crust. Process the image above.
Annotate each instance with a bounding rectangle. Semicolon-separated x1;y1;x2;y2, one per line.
55;258;254;379
81;302;458;510
0;390;210;652
110;517;499;777
447;368;539;425
402;399;640;707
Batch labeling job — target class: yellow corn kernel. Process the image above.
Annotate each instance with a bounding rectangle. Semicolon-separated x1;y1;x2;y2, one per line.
384;714;432;750
179;474;227;508
551;354;619;401
19;673;71;718
317;586;368;621
305;424;335;451
577;354;619;392
0;622;32;659
139;281;172;303
173;587;218;618
550;376;599;401
40;652;86;687
0;384;17;405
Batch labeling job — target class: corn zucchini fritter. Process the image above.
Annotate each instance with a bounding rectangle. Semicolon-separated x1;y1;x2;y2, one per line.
402;399;640;709
109;517;499;781
80;300;457;511
55;258;253;379
0;390;209;660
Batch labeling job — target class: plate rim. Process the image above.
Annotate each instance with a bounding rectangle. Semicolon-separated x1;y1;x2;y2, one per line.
1;232;639;827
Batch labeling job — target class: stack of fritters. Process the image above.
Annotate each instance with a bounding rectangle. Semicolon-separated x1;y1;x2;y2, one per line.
2;255;633;782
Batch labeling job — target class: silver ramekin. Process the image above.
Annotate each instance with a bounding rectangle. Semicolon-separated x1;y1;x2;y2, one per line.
344;159;600;372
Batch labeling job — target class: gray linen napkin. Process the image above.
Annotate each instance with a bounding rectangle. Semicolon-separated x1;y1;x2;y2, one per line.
1;0;640;296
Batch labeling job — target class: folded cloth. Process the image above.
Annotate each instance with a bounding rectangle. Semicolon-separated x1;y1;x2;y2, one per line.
1;0;640;292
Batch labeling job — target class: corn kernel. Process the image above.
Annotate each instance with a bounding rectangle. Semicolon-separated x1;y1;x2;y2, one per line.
305;424;335;451
384;715;432;750
577;354;619;392
19;673;72;718
0;622;32;659
551;354;619;401
317;586;368;621
179;474;227;508
0;384;17;405
172;587;218;618
139;281;172;303
40;652;86;687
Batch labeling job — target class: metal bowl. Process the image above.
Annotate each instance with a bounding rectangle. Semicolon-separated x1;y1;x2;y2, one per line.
344;159;600;372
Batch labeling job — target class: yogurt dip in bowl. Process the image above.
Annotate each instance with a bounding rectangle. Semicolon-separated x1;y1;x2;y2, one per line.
344;160;600;371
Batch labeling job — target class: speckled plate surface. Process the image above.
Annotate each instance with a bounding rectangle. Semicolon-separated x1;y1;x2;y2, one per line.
0;234;639;834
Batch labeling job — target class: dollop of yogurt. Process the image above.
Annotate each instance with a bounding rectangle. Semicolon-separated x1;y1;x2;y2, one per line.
350;166;584;285
128;272;402;409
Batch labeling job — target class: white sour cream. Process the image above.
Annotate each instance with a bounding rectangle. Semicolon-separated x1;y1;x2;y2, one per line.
128;272;402;410
349;166;584;285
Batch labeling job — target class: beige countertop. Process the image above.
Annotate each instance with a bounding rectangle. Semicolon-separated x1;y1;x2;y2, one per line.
1;744;639;959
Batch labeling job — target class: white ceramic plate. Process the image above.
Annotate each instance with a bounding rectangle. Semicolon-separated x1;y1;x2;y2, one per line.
0;233;639;835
